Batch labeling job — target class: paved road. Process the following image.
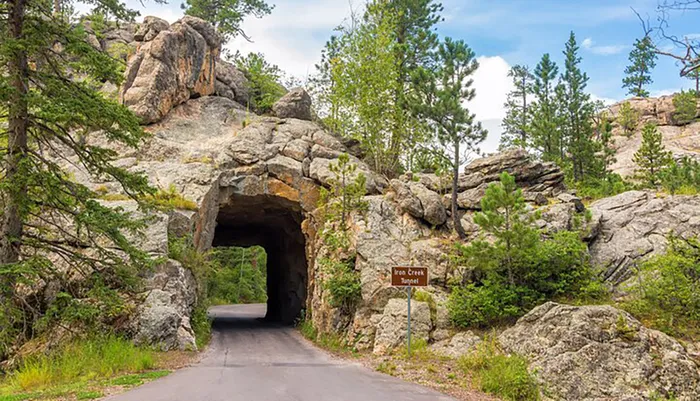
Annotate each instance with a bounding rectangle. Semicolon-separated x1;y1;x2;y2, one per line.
106;304;454;401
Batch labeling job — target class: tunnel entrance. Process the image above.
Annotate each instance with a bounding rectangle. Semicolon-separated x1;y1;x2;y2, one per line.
212;193;307;324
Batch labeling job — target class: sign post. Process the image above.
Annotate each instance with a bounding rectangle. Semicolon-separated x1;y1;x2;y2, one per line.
391;266;428;358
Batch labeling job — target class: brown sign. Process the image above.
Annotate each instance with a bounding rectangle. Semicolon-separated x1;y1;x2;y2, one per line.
391;266;429;287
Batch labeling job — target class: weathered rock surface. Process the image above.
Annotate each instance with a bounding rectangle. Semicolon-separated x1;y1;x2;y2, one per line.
606;96;700;178
499;302;700;401
121;16;221;124
373;298;432;355
134;260;198;350
272;88;312;120
588;191;700;283
430;331;482;358
214;60;250;106
391;179;447;226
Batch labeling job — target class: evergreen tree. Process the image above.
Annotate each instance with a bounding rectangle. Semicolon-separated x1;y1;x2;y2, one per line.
558;32;597;182
618;101;640;136
181;0;273;42
500;65;533;150
231;51;286;113
634;123;673;187
622;36;657;98
687;69;700;95
529;54;560;160
1;0;155;355
592;102;616;176
413;38;486;238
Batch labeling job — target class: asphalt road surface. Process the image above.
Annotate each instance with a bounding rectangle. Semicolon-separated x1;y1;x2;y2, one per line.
106;304;455;401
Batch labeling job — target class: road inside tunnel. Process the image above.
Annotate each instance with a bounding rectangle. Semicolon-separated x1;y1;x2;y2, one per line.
212;193;308;324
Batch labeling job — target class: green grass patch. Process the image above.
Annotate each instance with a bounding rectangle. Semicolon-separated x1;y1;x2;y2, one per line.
298;319;318;341
458;337;540;401
76;390;103;400
110;370;170;387
1;336;154;393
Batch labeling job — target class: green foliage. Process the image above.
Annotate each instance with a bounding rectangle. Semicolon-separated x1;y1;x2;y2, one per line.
458;337;539;401
529;53;560;160
4;336;154;392
208;246;267;305
145;184;198;210
672;90;698;125
232;52;286;114
658;157;700;195
622;36;657;97
568;174;631;201
412;37;486;237
298;319;318;341
634;123;673;187
181;0;273;42
310;0;443;176
448;172;602;328
1;0;157;358
623;235;700;338
500;65;534;150
317;154;368;315
618;101;639;136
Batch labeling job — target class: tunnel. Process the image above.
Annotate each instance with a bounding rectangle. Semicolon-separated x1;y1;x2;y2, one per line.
212;193;308;324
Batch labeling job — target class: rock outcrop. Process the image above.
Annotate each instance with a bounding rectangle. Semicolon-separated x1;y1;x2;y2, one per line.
499;302;700;401
273;88;313;121
606;96;700;178
214;60;251;106
588;191;700;284
372;298;432;355
121;16;221;124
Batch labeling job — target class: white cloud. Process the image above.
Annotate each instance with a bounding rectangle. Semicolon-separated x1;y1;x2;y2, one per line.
227;0;359;79
581;37;627;55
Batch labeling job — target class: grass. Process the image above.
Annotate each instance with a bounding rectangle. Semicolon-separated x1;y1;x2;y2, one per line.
0;336;175;400
145;184;198;210
457;337;540;401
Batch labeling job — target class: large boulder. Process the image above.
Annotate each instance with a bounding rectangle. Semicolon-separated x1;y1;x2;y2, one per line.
588;191;700;284
373;298;432;355
121;16;221;124
272;88;312;120
214;60;251;106
134;260;198;351
430;331;482;358
499;302;700;401
391;179;447;226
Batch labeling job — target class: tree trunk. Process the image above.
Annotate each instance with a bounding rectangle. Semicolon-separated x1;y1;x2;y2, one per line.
452;140;466;239
1;0;29;351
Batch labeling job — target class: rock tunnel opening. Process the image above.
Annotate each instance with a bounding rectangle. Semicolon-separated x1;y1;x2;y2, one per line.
212;193;307;324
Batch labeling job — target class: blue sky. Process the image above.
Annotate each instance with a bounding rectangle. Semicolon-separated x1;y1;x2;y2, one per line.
125;0;699;152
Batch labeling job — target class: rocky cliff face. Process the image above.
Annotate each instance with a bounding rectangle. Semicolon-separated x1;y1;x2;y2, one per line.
607;96;700;177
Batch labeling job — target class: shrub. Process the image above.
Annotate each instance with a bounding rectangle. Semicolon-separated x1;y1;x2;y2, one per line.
145;184;198;210
617;101;639;136
658;157;700;195
232;52;287;114
448;173;603;328
322;257;361;313
569;174;630;201
672;90;698;125
623;235;700;338
458;337;539;401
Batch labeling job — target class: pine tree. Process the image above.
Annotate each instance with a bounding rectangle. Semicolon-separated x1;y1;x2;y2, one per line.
501;65;534;150
634;123;673;187
558;32;597;182
687;69;700;95
529;54;560;161
181;0;273;42
622;36;657;98
618;101;639;136
1;0;155;355
413;38;486;239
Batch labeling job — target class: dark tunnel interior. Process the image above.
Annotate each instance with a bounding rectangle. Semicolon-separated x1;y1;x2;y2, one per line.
212;194;307;324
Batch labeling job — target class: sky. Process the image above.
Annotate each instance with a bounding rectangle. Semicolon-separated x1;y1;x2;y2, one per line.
125;0;699;153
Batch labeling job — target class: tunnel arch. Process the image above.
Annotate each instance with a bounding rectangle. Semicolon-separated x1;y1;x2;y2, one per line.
195;174;321;325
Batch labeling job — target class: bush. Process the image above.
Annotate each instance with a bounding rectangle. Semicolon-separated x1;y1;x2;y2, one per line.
569;174;630;201
659;157;700;195
322;257;361;313
617;101;639;136
233;52;287;114
623;235;700;338
672;90;698;125
458;337;539;401
448;173;604;328
145;184;198;210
